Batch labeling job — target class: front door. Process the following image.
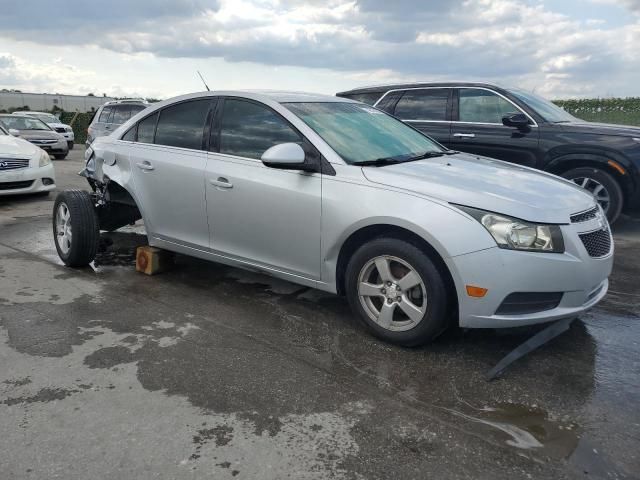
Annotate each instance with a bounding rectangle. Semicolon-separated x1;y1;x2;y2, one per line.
129;99;213;248
206;98;322;280
449;88;540;167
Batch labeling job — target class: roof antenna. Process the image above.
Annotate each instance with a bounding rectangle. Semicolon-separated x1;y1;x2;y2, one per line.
197;71;210;91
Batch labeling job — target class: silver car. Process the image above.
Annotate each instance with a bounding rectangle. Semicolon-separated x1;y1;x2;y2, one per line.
53;91;613;346
0;114;69;160
86;99;149;146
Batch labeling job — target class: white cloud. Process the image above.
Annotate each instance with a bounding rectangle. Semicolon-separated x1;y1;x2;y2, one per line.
0;0;639;99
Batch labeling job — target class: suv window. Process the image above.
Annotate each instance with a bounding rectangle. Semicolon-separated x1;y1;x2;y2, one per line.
98;106;113;123
112;105;131;125
155;100;211;150
458;88;518;124
137;112;158;144
218;99;301;159
394;89;449;121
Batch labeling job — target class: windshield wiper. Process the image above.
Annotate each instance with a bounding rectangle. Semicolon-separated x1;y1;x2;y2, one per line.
355;150;458;167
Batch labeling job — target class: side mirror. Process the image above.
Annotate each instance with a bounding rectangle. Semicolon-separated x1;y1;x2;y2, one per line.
502;112;530;130
261;143;314;171
8;128;20;137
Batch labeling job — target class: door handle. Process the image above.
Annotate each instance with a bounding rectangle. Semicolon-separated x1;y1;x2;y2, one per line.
453;133;476;138
136;161;154;171
210;177;233;189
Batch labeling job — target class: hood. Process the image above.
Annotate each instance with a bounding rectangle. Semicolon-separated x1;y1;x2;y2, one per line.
362;152;594;224
558;121;640;138
18;129;63;140
47;122;70;129
0;135;39;157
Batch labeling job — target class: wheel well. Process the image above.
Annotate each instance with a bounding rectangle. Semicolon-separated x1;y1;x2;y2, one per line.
335;224;458;317
96;180;142;231
547;157;632;201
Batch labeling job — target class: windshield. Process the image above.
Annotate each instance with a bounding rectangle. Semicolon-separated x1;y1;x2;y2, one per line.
0;116;51;131
284;102;442;164
33;113;60;124
508;88;577;123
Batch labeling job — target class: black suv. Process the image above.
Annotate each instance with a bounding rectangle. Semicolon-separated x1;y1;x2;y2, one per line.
337;83;640;223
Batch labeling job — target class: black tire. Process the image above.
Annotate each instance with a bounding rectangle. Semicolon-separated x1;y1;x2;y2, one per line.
345;237;450;347
67;141;74;150
54;154;67;160
52;190;99;267
561;167;623;223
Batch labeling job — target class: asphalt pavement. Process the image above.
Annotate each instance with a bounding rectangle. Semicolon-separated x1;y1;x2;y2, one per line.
1;147;639;479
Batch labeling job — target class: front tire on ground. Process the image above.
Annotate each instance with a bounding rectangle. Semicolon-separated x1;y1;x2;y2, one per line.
52;190;99;267
345;237;450;347
561;167;623;223
67;141;74;150
54;153;68;160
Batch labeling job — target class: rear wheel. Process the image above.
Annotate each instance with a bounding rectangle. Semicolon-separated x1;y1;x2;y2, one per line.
561;167;623;223
345;237;450;346
53;190;99;267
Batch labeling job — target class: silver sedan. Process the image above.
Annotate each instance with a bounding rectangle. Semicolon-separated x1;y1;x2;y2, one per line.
52;91;613;346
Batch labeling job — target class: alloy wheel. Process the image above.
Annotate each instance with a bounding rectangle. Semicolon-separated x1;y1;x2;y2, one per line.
571;176;611;214
357;255;427;332
55;202;72;255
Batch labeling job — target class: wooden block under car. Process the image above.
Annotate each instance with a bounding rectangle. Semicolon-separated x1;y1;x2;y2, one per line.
136;246;174;275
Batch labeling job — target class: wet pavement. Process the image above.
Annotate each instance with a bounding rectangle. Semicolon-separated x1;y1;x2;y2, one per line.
1;148;639;479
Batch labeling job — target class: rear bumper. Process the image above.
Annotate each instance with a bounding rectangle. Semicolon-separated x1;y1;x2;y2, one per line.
446;232;613;329
0;164;56;196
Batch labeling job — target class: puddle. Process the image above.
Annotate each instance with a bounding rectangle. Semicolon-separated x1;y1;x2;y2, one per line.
449;403;579;456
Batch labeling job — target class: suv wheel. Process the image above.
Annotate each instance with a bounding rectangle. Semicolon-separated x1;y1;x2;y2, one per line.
54;153;67;160
67;141;74;150
561;167;623;223
345;237;449;346
53;190;99;267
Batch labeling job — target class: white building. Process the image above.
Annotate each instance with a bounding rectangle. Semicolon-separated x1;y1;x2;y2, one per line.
0;91;116;112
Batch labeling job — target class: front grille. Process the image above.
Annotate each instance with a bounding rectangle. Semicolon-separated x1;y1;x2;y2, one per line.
495;292;563;315
30;139;56;145
54;127;66;133
571;206;598;223
0;158;30;171
579;228;612;258
0;180;34;190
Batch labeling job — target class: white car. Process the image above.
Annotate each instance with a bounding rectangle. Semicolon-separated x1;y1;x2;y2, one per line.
54;91;612;346
15;111;75;149
0;124;56;196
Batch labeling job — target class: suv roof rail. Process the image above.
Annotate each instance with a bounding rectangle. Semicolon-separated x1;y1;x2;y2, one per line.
103;98;149;106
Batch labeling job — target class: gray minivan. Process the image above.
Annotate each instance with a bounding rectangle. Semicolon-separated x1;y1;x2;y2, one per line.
86;99;149;146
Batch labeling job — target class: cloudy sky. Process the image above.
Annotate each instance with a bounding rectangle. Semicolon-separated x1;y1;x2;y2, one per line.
1;0;638;100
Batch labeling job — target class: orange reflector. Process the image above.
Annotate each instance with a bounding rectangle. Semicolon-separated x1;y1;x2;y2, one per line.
466;285;488;298
608;160;626;175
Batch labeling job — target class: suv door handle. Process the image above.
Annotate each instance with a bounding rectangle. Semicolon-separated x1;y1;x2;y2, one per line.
210;177;233;189
453;133;476;138
136;161;154;171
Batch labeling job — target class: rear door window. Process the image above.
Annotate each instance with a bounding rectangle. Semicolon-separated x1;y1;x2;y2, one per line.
217;99;301;159
154;99;211;150
394;89;450;121
458;88;518;124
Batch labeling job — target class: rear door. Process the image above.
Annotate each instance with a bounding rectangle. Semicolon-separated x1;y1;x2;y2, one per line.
449;88;540;167
382;88;453;147
129;99;214;248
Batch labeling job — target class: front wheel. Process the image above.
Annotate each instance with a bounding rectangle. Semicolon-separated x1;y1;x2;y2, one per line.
561;167;623;223
345;237;450;347
67;141;74;150
53;190;99;267
54;153;67;160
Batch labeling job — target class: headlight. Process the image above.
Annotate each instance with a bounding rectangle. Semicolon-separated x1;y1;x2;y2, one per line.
456;205;565;253
38;149;51;167
66;126;73;132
